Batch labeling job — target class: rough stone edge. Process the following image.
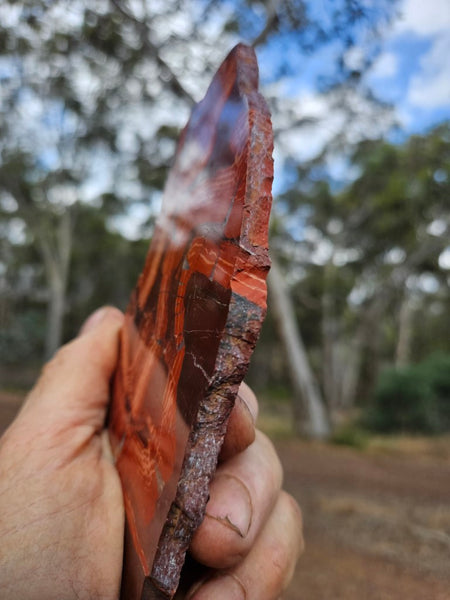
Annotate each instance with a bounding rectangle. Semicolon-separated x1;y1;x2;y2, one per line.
147;45;273;598
149;294;265;597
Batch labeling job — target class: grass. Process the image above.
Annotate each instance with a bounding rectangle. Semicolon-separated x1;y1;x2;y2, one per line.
258;395;450;461
331;423;370;450
257;411;295;439
257;394;296;439
366;434;450;461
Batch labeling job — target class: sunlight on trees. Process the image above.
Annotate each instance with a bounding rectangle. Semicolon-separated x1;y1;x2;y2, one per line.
1;0;448;437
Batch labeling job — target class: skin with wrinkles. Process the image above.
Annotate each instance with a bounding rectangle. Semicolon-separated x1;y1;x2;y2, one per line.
0;43;302;600
0;309;303;600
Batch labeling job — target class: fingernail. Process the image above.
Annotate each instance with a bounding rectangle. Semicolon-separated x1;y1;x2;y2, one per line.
188;573;246;600
237;383;258;423
237;393;255;426
79;307;109;335
205;474;252;539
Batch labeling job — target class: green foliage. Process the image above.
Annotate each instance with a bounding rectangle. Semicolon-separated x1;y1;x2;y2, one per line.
0;0;400;366
0;0;446;444
363;353;450;434
364;368;436;433
0;306;45;364
64;204;149;340
420;353;450;431
276;122;449;416
340;123;450;262
331;423;369;449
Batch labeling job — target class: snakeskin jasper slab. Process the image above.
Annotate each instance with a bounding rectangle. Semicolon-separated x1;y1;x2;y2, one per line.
108;43;273;599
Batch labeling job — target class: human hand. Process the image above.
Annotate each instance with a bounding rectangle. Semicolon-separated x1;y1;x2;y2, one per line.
0;307;303;600
0;307;125;600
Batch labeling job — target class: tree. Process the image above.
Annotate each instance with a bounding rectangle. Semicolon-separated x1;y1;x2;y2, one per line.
1;0;400;436
341;124;449;387
274;123;449;419
268;259;330;437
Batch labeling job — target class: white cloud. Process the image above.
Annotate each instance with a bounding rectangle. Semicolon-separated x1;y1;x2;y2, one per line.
408;34;450;108
274;86;394;168
370;52;398;79
396;0;450;35
272;91;339;162
438;247;450;270
373;0;450;122
278;110;345;163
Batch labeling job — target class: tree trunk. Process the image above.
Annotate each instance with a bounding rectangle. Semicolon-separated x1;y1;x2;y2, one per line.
354;293;387;404
340;321;365;408
395;293;414;367
321;266;341;412
268;258;330;439
37;209;73;360
45;273;66;359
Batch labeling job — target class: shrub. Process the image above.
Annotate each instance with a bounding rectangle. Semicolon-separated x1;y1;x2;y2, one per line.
332;424;369;449
420;353;450;431
363;353;450;434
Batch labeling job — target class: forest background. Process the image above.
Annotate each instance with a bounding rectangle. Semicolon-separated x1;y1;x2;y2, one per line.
0;0;449;440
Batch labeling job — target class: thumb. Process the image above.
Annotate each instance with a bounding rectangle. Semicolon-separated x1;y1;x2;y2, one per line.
20;307;124;433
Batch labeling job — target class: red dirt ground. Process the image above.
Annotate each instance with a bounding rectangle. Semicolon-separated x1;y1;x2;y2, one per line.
277;439;450;600
1;392;449;599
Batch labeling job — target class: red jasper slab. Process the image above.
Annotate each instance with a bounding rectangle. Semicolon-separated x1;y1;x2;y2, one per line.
108;43;273;600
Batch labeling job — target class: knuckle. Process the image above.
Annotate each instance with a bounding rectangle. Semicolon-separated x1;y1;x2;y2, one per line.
271;539;290;579
43;340;75;373
255;430;283;486
268;531;296;593
280;490;305;558
261;491;305;594
38;348;65;384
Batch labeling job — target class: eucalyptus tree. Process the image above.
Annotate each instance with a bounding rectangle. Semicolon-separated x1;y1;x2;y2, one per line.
1;0;398;435
276;123;450;418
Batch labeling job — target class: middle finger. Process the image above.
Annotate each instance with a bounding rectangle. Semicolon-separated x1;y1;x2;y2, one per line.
190;430;283;569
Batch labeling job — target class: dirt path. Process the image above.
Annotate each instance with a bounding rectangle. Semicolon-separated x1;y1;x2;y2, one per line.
1;393;449;599
277;439;450;600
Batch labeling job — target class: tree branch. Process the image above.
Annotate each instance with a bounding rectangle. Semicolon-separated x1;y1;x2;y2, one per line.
251;0;280;48
110;0;196;105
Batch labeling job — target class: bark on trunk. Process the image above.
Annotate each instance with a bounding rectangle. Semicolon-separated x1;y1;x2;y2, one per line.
268;258;330;439
354;293;386;405
321;273;341;411
38;210;72;360
340;322;365;408
395;293;414;368
45;275;66;360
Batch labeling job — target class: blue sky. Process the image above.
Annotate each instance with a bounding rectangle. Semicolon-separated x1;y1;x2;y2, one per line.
257;0;449;152
255;0;450;188
367;0;450;134
259;0;449;265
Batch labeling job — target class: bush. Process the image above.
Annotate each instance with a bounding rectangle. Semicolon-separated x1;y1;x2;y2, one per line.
420;353;450;431
363;353;450;434
332;424;369;449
